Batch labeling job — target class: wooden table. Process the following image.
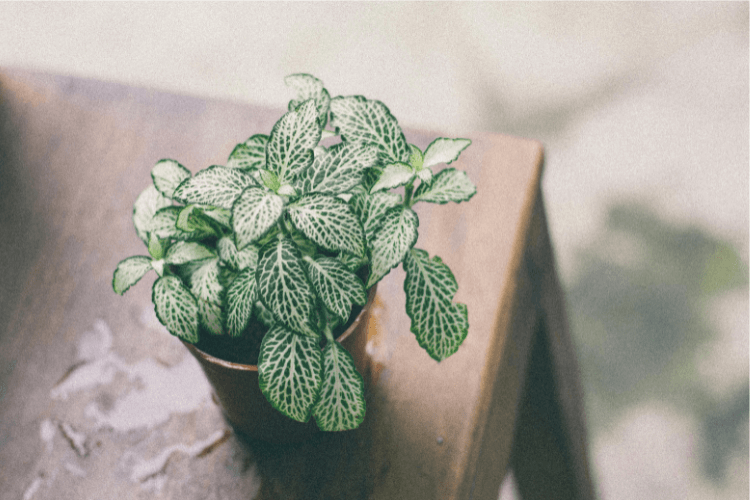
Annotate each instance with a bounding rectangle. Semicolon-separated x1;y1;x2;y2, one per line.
0;69;596;500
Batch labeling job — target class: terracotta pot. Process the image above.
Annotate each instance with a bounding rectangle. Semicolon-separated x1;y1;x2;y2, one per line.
183;285;377;443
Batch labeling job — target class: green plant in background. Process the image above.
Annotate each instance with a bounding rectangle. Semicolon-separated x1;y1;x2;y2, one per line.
112;74;475;431
568;201;748;483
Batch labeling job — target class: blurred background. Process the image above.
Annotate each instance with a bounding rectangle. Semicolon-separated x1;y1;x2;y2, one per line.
0;2;746;499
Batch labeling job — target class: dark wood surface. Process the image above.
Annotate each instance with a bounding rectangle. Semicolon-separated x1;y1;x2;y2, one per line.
0;68;595;499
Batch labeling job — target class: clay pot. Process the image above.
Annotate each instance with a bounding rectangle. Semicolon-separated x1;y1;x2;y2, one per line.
183;286;377;443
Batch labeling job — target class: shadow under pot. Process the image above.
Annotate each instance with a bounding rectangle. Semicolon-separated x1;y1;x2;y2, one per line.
183;285;377;444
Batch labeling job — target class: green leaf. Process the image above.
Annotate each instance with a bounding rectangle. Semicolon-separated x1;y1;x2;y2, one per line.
197;297;223;335
408;144;424;170
176;205;218;236
173;165;258;210
224;266;257;337
259;169;281;192
151;159;191;198
403;249;469;362
295;142;378;196
369;162;415;194
152;276;199;343
227;134;268;170
288;194;365;257
266;99;321;185
258;323;323;422
164;241;215;265
367;205;419;288
304;256;366;322
422;138;471;169
329;95;410;164
350;191;402;246
148;206;216;242
217;236;259;270
147;232;166;260
133;185;172;244
412;168;477;205
232;186;285;250
337;251;367;273
189;258;223;304
256;238;318;337
200;206;232;228
313;341;366;431
113;256;152;295
285;73;331;127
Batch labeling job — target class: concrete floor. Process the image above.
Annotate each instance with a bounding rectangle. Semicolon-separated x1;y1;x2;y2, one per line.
1;3;747;499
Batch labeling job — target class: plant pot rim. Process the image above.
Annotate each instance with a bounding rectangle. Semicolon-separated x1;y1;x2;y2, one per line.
183;285;377;372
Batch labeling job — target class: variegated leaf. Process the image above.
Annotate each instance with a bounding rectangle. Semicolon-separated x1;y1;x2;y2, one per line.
295;142;378;196
227;134;268;170
217;236;259;271
173;166;258;210
224;266;257;337
266;100;320;185
313;341;366;431
285;73;331;127
422;138;471;169
258;323;323;422
189;257;222;304
349;191;402;245
112;256;152;295
200;206;232;228
232;186;284;250
176;205;218;236
151;159;191;198
288;194;365;257
256;238;318;337
403;249;469;361
152;276;199;343
412;168;476;205
148;206;215;242
329;95;410;164
369;162;415;194
164;241;215;265
366;205;419;288
303;256;366;322
133;185;172;244
197;297;223;336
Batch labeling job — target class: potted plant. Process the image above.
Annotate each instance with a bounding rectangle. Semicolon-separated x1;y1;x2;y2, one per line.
112;74;476;440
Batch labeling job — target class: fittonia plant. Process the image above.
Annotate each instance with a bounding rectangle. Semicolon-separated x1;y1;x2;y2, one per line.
112;74;475;431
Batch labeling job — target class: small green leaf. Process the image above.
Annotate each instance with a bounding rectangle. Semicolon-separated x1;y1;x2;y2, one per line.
350;191;402;246
422;138;471;169
217;236;259;271
416;168;433;185
259;169;281;191
288;194;365;257
148;232;166;260
133;185;172;244
313;341;366;431
330;95;410;164
232;186;285;250
224;266;257;337
266;100;321;185
113;256;152;295
285;73;331;127
403;249;469;361
304;256;366;322
369;162;415;194
412;168;477;205
295;142;378;196
152;276;199;343
367;205;419;288
258;323;323;422
338;251;367;273
176;205;218;236
200;206;232;228
173;165;258;210
151;159;191;198
164;241;215;265
256;238;318;337
408;144;424;171
227;134;268;170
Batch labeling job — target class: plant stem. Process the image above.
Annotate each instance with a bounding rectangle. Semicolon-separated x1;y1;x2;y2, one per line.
404;181;415;208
